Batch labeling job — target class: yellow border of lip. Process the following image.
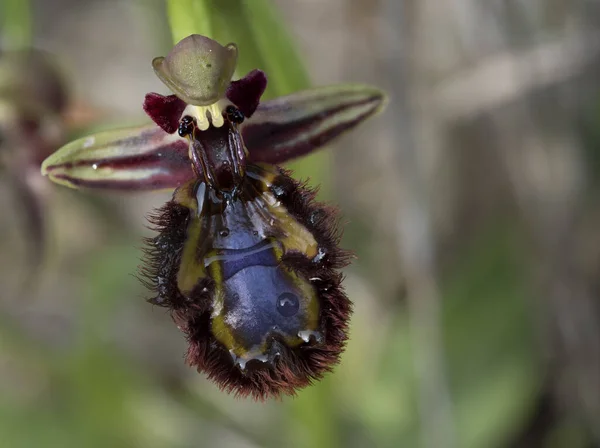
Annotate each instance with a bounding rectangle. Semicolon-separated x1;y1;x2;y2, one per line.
206;172;322;363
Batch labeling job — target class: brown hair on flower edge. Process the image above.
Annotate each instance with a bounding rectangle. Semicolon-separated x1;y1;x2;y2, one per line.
41;35;387;399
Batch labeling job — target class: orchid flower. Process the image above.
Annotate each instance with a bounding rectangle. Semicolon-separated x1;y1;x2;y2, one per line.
41;35;386;399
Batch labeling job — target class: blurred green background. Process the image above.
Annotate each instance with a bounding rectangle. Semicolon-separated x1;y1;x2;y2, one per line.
1;1;599;447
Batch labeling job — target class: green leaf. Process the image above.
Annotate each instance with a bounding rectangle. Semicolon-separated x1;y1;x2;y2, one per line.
0;0;32;49
166;0;310;99
239;0;310;97
441;222;541;448
167;0;212;44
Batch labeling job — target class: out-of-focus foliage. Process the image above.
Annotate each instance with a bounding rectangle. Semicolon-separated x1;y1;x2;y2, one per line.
0;0;32;48
167;0;310;99
0;1;599;447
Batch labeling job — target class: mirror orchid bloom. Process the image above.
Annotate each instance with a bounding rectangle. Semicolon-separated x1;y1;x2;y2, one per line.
41;35;386;399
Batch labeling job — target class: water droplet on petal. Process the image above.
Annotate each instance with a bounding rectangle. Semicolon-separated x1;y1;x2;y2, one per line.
312;247;327;263
276;293;299;317
298;330;324;344
196;182;206;214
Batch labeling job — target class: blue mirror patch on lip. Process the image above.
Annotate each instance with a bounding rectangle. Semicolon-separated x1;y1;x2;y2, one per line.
221;265;306;349
204;239;279;280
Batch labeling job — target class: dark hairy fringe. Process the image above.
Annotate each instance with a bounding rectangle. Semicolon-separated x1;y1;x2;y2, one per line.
180;259;351;400
138;200;190;309
183;170;353;399
273;167;354;270
139;168;353;399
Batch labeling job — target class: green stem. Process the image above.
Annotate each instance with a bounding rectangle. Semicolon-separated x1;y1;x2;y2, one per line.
166;0;213;44
1;0;33;49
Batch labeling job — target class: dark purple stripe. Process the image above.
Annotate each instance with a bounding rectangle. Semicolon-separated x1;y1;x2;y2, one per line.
244;97;380;164
47;137;197;190
45;139;190;172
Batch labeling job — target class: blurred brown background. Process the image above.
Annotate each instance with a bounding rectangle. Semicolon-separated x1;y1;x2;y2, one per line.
1;0;599;447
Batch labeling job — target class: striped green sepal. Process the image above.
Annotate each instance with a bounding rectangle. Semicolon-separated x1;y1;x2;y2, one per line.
41;125;195;191
242;84;387;164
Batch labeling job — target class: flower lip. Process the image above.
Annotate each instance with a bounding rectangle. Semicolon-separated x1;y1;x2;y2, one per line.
152;34;238;106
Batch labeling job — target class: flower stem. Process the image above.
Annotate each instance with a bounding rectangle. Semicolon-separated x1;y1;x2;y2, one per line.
1;0;32;49
166;0;213;44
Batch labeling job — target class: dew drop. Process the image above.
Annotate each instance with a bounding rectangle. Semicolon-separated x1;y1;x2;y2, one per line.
83;136;95;148
276;293;299;317
92;163;98;170
298;330;324;344
196;182;206;214
230;349;269;371
309;210;324;226
312;247;327;263
229;350;247;371
255;354;269;364
271;184;286;199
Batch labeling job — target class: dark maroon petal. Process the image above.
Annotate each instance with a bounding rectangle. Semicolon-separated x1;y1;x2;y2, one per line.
242;84;386;164
143;93;187;134
226;69;267;118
